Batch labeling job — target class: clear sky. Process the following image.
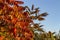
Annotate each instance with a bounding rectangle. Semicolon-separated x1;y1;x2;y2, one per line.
22;0;60;33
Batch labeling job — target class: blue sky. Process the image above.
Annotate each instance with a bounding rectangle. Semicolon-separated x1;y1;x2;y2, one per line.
22;0;60;33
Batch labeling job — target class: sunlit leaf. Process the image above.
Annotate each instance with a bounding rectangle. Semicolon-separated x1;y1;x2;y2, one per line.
0;36;4;40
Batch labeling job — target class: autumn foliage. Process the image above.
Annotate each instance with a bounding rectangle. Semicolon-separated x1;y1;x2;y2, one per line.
0;0;48;40
0;0;34;40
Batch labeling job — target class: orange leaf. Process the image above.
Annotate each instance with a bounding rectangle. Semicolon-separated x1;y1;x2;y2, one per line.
15;1;24;4
11;18;18;24
6;0;15;3
18;6;25;11
9;0;15;2
0;36;4;40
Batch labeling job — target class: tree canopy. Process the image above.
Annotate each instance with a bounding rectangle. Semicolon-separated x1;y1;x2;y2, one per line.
0;0;48;40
